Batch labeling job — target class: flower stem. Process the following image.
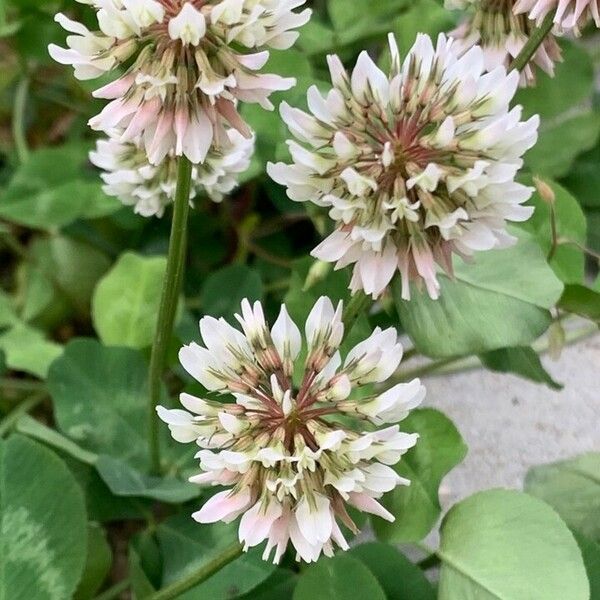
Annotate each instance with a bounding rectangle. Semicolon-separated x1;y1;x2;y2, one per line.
395;357;458;382
0;392;46;438
0;377;46;393
342;290;372;331
509;11;555;73
13;75;30;164
92;578;131;600
148;156;192;474
149;543;243;600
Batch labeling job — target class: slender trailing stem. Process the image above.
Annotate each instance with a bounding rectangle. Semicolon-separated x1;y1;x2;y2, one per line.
148;156;192;474
93;578;131;600
509;11;555;73
395;357;458;382
557;238;600;263
342;290;372;331
0;377;46;393
13;75;30;164
392;320;598;382
402;346;418;361
149;543;243;600
0;392;46;437
547;201;559;261
246;239;293;268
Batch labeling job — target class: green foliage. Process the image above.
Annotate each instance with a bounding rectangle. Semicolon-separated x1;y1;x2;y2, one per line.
285;258;371;351
49;339;152;468
374;408;468;543
0;146;120;229
0;435;88;600
95;454;198;503
48;338;197;502
517;41;600;178
558;285;600;322
392;0;455;56
519;178;587;284
562;141;600;209
30;235;112;316
74;523;112;600
201;264;263;320
479;346;562;390
573;532;600;600
237;570;298;600
349;543;435;600
0;322;62;377
438;490;590;600
92;252;169;348
293;555;386;600
395;232;564;357
526;453;600;542
156;514;276;599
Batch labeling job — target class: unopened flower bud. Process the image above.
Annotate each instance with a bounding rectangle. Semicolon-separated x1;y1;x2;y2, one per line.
534;176;556;206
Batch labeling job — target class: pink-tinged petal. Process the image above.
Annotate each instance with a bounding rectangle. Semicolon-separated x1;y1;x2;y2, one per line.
93;75;135;99
239;501;283;549
121;97;161;141
182;109;214;164
145;110;175;165
312;230;354;263
215;98;253;138
289;514;322;563
347;492;395;522
295;494;333;545
193;489;252;524
174;108;190;156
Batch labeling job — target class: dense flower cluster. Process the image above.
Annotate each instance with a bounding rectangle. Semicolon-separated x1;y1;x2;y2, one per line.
49;0;311;164
514;0;600;33
90;128;254;216
158;297;425;563
448;0;562;85
268;33;539;300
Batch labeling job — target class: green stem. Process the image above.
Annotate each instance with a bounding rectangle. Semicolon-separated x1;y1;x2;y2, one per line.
557;238;600;262
0;377;46;393
148;156;192;474
93;578;131;600
13;75;30;164
395;357;458;382
0;392;46;437
393;320;598;382
509;11;555;73
342;290;372;331
149;543;243;600
547;201;559;261
402;346;418;361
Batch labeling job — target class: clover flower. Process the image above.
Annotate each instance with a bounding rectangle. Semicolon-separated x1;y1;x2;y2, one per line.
514;0;600;33
49;0;311;165
449;0;562;85
90;127;254;216
267;33;539;300
158;297;425;563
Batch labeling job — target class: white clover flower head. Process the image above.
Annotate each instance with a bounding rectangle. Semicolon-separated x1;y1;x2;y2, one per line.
513;0;600;33
448;0;563;85
49;0;311;165
267;33;540;300
90;127;254;217
158;297;425;563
